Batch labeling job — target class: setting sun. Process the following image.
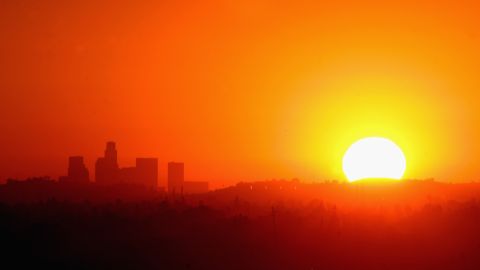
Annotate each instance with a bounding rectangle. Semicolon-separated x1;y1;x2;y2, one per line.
343;137;406;182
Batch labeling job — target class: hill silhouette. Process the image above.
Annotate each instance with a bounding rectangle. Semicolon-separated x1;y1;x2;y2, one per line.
2;178;480;269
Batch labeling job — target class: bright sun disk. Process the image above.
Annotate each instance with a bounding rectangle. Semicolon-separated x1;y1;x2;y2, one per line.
343;137;406;182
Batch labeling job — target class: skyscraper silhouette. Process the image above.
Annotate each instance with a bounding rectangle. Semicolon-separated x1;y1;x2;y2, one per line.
95;141;119;184
105;141;118;165
63;156;89;182
168;162;184;193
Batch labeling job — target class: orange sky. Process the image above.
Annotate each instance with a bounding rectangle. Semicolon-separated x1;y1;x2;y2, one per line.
1;0;480;187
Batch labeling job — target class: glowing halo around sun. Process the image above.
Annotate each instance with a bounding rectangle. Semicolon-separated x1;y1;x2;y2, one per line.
342;137;406;182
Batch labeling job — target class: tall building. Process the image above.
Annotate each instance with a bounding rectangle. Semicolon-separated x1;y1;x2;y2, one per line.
95;141;119;184
168;162;184;193
136;158;158;188
104;141;118;165
60;156;89;182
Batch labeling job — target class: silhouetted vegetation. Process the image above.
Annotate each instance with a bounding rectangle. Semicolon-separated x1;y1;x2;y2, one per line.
1;179;480;269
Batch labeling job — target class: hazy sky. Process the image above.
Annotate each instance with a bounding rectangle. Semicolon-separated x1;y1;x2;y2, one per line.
2;0;480;187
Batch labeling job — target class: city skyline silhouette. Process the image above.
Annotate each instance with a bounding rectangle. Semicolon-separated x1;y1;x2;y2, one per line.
3;1;480;185
3;0;480;269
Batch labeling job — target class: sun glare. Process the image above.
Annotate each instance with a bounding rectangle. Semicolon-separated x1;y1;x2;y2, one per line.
343;137;406;182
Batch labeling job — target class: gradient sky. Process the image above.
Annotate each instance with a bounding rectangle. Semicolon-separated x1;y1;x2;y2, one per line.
1;0;480;187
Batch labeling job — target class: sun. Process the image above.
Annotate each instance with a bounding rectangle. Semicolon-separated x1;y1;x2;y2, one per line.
342;137;406;182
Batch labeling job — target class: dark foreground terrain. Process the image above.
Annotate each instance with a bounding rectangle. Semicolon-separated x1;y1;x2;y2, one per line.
2;179;480;269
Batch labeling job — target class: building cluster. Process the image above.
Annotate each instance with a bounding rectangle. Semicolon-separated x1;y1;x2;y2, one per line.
168;162;209;194
59;142;208;193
